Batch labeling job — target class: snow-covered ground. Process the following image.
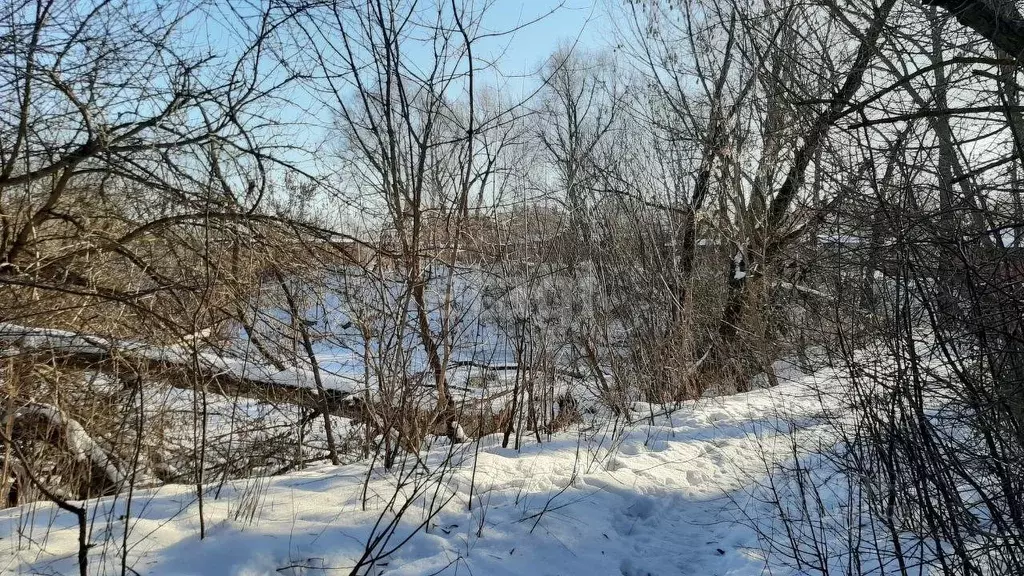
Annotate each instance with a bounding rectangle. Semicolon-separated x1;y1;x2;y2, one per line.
0;367;842;576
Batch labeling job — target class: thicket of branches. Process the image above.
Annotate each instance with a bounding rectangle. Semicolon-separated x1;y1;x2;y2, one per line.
4;0;1024;573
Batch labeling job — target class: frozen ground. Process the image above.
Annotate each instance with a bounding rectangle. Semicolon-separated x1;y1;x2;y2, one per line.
0;365;843;576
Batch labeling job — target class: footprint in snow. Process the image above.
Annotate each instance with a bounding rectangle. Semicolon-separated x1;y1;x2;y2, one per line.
619;557;659;576
685;469;708;486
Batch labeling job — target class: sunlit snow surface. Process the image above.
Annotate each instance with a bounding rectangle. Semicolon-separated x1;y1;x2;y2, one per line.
0;365;846;576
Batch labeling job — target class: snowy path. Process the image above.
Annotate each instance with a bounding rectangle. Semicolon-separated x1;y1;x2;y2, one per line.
0;374;834;576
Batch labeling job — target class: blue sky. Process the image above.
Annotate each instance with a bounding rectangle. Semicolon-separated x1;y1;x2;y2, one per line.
195;0;610;109
476;0;609;77
184;0;611;180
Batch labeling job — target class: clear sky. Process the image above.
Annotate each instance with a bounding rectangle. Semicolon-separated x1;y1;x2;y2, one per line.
475;0;610;79
196;0;610;111
185;0;611;182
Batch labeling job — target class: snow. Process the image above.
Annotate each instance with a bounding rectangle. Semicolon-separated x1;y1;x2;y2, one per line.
13;403;133;487
774;281;828;299
0;323;358;394
732;251;747;280
0;367;844;576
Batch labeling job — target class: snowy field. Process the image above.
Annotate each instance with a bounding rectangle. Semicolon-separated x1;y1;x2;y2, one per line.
0;366;843;576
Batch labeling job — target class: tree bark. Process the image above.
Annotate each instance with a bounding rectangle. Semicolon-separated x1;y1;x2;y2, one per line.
924;0;1024;60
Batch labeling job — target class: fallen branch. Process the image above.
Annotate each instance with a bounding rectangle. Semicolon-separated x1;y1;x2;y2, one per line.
0;323;362;418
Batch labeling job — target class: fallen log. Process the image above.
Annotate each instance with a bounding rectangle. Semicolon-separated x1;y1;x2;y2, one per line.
0;323;363;419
